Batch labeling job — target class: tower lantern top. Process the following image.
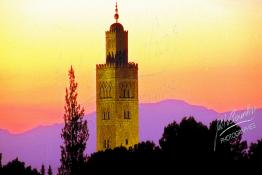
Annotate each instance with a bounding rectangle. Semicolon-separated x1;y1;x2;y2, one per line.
110;1;124;32
114;2;119;23
106;1;128;64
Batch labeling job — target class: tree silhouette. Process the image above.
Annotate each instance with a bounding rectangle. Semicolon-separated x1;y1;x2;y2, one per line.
209;120;247;161
1;158;40;175
40;164;45;175
82;116;262;173
249;139;262;161
159;120;179;154
159;117;210;160
58;66;89;175
0;153;2;169
84;142;162;174
131;141;163;171
47;165;53;175
0;153;2;174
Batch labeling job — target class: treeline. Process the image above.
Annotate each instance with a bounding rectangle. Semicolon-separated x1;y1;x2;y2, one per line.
0;117;262;174
0;156;38;175
83;117;262;174
0;154;52;175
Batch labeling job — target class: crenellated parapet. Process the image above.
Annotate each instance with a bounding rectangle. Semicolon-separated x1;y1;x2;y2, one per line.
96;62;138;69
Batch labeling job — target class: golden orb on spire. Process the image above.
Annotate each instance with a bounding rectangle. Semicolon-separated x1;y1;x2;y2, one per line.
114;2;119;23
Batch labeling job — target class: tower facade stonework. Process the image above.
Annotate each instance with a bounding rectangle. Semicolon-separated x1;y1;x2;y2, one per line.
96;3;139;151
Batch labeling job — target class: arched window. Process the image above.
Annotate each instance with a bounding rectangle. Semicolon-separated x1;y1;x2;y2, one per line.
123;89;126;98
104;82;108;98
107;140;110;148
102;107;110;120
100;82;112;99
119;82;134;98
108;83;112;98
103;112;106;120
100;86;103;98
104;139;110;149
100;82;105;99
124;110;131;119
104;140;106;148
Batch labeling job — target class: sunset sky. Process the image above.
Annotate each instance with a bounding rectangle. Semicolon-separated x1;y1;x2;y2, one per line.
0;0;261;133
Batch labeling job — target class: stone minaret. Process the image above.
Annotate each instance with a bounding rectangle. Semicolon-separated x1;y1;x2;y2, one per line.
96;2;139;151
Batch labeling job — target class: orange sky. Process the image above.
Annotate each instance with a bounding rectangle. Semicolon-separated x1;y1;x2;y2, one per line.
0;0;261;133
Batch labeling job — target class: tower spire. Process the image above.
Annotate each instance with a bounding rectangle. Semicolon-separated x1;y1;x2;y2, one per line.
114;1;119;23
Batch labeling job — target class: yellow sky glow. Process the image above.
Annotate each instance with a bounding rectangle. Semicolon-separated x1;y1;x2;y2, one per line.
0;0;262;133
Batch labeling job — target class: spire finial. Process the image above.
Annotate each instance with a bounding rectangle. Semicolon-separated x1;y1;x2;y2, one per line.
114;1;119;23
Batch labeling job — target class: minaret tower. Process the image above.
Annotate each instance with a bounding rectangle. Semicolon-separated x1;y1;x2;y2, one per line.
96;2;139;151
106;2;128;64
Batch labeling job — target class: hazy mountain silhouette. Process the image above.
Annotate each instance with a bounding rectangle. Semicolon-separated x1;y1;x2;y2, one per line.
0;99;261;173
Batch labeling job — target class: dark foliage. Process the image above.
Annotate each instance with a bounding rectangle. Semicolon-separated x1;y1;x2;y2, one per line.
84;141;163;174
58;66;89;175
209;120;248;161
0;158;40;175
159;117;211;160
249;139;262;161
1;116;261;174
0;153;2;169
83;116;258;174
40;164;45;175
47;165;53;175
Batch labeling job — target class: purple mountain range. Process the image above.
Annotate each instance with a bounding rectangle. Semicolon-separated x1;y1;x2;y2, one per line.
0;99;261;173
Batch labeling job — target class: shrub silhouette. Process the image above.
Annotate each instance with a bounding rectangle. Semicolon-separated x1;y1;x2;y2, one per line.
209;120;248;161
159;116;211;160
249;139;262;161
1;158;40;175
48;165;53;175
